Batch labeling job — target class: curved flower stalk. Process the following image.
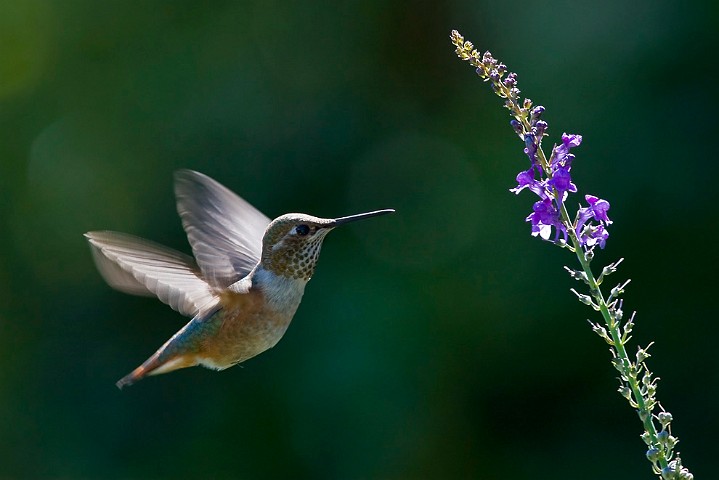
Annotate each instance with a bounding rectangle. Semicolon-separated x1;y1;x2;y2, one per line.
450;30;692;480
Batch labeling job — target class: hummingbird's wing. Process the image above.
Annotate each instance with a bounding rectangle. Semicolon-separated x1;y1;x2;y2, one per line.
174;170;271;289
85;231;218;317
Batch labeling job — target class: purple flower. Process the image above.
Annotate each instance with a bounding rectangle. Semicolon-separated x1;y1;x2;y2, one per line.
577;195;612;227
579;224;609;249
543;132;581;201
524;133;539;167
551;133;582;169
575;195;612;249
510;168;548;199
548;167;577;200
527;198;567;243
586;195;611;224
559;133;582;153
451;35;614;251
509;124;609;249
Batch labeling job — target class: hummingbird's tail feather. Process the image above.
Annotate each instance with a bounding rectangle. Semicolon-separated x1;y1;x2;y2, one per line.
116;353;198;389
116;311;220;389
116;365;147;389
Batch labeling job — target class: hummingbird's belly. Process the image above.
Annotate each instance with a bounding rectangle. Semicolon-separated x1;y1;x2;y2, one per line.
198;296;299;370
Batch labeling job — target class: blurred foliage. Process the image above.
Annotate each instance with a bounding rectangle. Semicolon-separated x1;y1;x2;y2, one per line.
0;0;717;478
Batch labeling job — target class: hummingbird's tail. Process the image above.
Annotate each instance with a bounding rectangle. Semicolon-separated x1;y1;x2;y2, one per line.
116;365;149;389
115;309;219;389
116;350;198;389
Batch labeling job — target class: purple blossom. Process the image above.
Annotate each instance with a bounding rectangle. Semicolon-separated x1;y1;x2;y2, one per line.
524;133;539;167
527;198;567;243
546;133;581;200
577;195;612;227
576;195;612;249
510;168;548;199
451;33;614;251
507;121;610;249
552;133;582;167
586;195;611;224
579;224;609;249
548;167;577;199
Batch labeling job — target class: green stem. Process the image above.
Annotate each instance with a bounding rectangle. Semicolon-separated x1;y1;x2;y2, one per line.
557;200;669;472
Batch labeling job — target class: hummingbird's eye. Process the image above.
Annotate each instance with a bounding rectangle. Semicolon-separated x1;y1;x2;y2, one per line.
295;224;310;236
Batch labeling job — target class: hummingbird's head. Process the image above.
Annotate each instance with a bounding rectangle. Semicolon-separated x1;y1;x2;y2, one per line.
260;209;394;281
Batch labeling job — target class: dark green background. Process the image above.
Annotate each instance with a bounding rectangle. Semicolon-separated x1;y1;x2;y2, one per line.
0;1;716;478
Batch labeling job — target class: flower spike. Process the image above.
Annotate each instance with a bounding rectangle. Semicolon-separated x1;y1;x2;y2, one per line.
451;29;691;479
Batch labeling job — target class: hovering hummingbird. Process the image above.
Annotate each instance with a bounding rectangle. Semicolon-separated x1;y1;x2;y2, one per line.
85;170;394;388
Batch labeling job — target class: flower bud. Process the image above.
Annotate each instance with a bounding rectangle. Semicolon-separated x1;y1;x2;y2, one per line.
530;105;545;121
658;412;673;427
662;461;683;480
571;288;593;306
661;467;677;480
510;119;523;136
636;347;651;363
618;385;632;401
535;120;547;137
646;447;660;462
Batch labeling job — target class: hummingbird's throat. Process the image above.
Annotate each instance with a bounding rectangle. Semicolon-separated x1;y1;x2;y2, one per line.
265;234;326;281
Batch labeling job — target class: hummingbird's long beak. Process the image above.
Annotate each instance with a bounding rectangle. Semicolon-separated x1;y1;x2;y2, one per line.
328;209;395;227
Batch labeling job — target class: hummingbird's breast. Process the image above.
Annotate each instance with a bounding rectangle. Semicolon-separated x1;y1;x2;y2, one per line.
199;268;307;369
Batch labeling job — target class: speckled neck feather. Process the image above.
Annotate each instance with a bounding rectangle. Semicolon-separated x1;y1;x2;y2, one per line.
260;218;332;281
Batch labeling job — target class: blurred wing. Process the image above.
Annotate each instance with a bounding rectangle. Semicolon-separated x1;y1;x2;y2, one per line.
174;170;271;288
85;231;218;317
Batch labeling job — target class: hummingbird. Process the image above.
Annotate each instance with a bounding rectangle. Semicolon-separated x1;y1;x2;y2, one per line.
85;170;394;388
